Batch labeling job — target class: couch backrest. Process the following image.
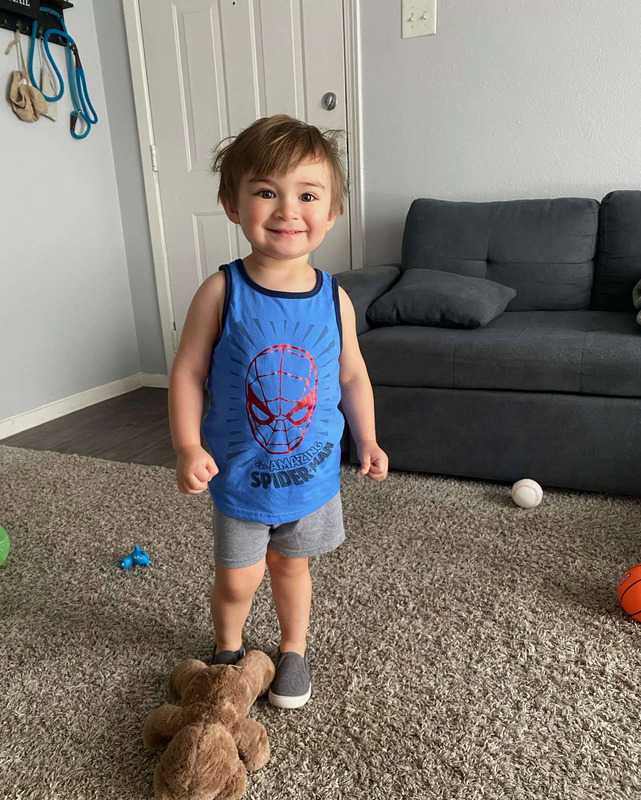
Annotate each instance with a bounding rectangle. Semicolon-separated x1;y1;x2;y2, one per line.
401;197;599;311
593;190;641;311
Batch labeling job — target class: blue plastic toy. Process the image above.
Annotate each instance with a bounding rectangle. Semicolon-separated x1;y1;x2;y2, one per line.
119;545;150;570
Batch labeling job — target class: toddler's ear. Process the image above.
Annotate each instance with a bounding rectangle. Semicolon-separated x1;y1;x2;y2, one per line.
326;211;338;231
221;197;240;224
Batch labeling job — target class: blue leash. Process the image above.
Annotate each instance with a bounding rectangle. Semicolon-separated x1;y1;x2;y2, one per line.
28;6;98;139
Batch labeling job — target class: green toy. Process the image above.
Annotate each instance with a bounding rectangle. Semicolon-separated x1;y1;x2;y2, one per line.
0;527;10;565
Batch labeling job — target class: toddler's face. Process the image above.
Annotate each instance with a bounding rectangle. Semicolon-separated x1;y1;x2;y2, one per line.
223;158;337;262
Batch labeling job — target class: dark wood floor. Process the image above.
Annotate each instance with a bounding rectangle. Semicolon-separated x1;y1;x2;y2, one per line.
2;388;351;469
1;388;178;468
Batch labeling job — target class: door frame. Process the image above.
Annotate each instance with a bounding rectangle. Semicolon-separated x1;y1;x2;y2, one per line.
122;0;364;374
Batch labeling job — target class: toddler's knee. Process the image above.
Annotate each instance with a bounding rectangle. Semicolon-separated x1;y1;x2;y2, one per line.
215;563;264;602
266;548;309;578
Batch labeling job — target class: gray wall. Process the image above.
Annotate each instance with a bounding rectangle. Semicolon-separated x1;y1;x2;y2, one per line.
362;0;641;264
0;3;140;421
4;0;641;422
92;0;166;377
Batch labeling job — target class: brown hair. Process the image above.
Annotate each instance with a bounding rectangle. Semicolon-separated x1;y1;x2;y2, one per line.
211;114;347;216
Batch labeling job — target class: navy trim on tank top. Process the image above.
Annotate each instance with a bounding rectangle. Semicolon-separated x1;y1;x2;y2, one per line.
219;263;232;338
236;258;322;298
218;260;341;352
331;275;343;355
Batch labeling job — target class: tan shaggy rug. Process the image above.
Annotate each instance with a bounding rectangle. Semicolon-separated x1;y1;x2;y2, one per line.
1;444;640;800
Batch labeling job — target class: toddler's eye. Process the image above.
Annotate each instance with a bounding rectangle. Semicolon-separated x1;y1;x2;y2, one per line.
257;189;275;199
301;193;316;202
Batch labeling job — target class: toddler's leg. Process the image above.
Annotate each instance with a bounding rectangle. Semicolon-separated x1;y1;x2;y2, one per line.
210;558;265;653
266;548;311;656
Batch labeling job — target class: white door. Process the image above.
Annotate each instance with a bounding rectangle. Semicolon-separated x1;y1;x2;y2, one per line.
138;0;351;342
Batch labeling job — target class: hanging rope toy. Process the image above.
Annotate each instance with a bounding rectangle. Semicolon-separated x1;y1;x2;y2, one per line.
28;6;98;139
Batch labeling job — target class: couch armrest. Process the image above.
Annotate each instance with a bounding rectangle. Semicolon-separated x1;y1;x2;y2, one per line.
335;264;401;334
634;279;641;325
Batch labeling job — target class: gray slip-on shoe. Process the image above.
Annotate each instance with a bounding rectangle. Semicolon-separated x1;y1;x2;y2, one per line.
212;644;246;665
268;650;311;709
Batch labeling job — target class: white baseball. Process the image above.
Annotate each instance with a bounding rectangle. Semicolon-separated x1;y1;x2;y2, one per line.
511;478;543;509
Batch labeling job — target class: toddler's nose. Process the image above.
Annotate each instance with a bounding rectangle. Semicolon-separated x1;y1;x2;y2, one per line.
275;197;299;220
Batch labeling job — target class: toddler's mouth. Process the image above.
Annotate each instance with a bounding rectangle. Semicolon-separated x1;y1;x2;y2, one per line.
268;229;304;237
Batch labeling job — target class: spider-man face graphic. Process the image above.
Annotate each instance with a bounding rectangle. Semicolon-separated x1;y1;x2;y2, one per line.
246;344;318;454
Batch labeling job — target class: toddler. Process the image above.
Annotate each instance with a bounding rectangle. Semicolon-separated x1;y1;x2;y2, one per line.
168;114;388;709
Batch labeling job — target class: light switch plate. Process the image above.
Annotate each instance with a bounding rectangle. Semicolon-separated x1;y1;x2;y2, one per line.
402;0;436;38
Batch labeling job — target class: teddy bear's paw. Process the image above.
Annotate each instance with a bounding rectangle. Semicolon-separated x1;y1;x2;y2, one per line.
233;718;271;772
153;722;246;800
216;762;247;800
143;703;185;751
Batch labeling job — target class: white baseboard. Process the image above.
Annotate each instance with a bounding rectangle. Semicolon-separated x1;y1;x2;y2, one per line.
140;373;170;389
0;373;170;440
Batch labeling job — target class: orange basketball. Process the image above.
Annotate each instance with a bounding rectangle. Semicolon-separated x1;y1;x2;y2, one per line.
618;564;641;619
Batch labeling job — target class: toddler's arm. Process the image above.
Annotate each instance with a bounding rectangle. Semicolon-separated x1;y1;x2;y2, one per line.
337;286;388;482
168;273;225;494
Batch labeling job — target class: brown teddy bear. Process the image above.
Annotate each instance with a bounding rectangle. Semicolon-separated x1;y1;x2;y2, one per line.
143;650;276;800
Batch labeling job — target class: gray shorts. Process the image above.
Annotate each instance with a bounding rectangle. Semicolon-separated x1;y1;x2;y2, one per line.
212;492;345;569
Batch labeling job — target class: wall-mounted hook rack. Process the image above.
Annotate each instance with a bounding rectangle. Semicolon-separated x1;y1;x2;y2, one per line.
0;0;74;47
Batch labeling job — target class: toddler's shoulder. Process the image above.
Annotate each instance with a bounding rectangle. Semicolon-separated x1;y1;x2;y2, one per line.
201;267;226;291
185;269;227;336
336;284;355;314
195;269;226;306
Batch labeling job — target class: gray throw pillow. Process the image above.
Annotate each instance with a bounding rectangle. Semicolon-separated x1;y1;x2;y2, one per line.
367;269;517;329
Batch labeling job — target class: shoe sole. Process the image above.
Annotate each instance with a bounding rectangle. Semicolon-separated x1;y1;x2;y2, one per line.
268;686;312;709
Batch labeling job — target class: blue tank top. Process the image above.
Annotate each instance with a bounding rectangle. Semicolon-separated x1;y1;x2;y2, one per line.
202;258;344;524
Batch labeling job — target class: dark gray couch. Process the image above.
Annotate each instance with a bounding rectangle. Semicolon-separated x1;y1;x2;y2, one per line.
337;190;641;496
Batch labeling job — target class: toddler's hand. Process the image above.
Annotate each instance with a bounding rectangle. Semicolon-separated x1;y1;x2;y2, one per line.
358;441;388;482
176;445;219;494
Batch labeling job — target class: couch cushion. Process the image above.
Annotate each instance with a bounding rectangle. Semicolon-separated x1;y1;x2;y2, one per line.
366;269;516;329
593;190;641;311
335;264;401;335
359;311;641;397
401;198;598;312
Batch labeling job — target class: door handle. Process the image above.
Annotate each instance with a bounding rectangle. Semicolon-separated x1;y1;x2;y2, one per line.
322;92;337;111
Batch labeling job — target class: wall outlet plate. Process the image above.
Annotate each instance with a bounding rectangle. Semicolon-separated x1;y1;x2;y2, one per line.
402;0;436;38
